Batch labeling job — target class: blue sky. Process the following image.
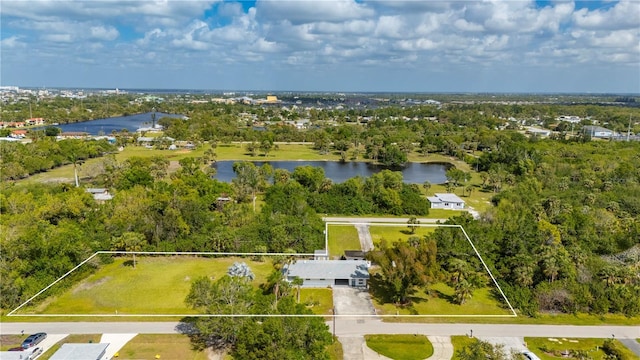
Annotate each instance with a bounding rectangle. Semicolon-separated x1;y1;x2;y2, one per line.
1;0;639;93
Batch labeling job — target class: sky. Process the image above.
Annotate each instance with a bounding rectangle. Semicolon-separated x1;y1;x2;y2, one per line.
1;0;639;93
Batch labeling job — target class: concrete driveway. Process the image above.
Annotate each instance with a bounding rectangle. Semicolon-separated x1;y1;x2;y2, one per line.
333;287;376;316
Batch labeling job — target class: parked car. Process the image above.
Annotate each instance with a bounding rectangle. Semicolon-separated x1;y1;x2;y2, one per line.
522;351;541;360
21;332;47;349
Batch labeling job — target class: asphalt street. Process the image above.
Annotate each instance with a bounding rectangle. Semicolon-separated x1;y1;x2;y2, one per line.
2;321;638;339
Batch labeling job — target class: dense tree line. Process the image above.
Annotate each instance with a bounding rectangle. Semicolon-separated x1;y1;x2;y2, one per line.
0;138;115;180
185;266;331;359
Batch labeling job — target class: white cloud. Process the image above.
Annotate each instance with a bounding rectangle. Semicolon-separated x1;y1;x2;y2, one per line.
0;36;26;48
42;34;73;43
256;0;374;25
90;26;119;41
573;0;640;30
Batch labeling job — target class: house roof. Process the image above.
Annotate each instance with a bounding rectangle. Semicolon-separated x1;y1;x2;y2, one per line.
427;193;465;203
285;260;369;280
49;343;109;360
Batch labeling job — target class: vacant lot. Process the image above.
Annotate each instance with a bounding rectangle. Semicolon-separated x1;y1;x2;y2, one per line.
26;256;273;315
369;225;437;246
327;224;361;258
371;281;513;316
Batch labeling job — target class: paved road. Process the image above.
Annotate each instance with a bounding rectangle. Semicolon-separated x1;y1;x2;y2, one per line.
2;321;639;339
620;339;640;357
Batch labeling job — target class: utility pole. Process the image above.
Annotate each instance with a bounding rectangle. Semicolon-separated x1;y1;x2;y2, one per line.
627;114;632;142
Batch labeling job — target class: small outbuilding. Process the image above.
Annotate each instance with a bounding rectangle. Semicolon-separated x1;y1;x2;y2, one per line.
49;343;109;360
427;193;465;210
343;250;366;260
284;260;370;288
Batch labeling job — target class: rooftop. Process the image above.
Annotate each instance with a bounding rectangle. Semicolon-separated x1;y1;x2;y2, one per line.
427;193;465;203
285;260;369;280
49;343;109;360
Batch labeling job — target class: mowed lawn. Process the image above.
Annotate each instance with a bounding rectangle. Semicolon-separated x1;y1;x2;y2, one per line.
29;257;274;315
327;224;361;258
300;288;334;316
524;337;638;360
365;334;434;360
116;334;209;360
369;225;436;247
371;282;513;316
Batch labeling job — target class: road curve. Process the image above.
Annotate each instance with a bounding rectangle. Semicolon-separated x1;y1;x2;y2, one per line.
2;321;639;339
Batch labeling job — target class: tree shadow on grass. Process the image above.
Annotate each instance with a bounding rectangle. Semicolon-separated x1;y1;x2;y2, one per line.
432;289;456;305
368;274;395;304
122;259;135;267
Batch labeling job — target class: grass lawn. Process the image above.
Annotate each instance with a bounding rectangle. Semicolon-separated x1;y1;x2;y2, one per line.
450;335;476;355
371;281;513;316
524;337;638;360
327;224;361;258
365;334;434;360
300;288;334;316
115;334;208;360
216;143;341;161
0;334;27;350
23;256;274;315
328;337;344;360
39;334;102;360
369;225;436;247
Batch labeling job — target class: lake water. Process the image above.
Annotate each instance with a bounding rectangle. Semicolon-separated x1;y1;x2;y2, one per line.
212;161;449;184
46;112;184;135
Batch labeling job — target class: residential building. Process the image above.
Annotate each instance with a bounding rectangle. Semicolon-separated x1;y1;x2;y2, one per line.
283;260;370;288
427;193;466;210
49;343;109;360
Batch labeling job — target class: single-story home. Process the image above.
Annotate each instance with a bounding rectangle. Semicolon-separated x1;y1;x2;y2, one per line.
86;188;113;202
49;343;109;360
284;260;370;288
427;193;465;210
582;125;617;138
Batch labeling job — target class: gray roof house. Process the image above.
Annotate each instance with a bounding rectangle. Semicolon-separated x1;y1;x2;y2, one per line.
284;260;370;288
582;125;617;138
427;193;465;209
49;343;109;360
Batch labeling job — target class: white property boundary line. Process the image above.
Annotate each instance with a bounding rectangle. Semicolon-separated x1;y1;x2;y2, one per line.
9;223;516;318
326;222;518;317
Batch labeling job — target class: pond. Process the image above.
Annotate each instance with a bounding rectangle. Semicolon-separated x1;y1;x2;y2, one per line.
43;112;185;135
212;160;449;184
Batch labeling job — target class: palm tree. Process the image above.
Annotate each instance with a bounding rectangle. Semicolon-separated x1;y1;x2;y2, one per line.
112;232;146;269
454;280;474;305
448;258;470;284
292;277;304;303
422;181;431;195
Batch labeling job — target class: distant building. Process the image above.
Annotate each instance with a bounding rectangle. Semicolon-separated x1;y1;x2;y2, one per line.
557;115;581;123
86;188;113;202
525;127;551;138
427;193;466;210
284;260;370;288
582;125;616;138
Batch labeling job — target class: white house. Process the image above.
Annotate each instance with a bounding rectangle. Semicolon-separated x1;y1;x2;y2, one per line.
283;260;370;288
582;125;616;138
49;343;109;360
427;193;465;210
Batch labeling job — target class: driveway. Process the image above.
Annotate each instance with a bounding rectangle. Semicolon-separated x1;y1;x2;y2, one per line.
333;287;377;359
429;336;454;360
355;224;374;252
333;287;376;316
478;336;528;353
100;333;137;359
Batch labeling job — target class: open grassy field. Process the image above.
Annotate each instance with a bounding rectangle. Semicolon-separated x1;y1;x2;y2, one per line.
524;337;638;360
371;281;513;316
23;256;274;315
115;334;209;360
365;334;434;360
327;224;361;258
39;335;102;360
300;288;334;316
369;225;436;247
